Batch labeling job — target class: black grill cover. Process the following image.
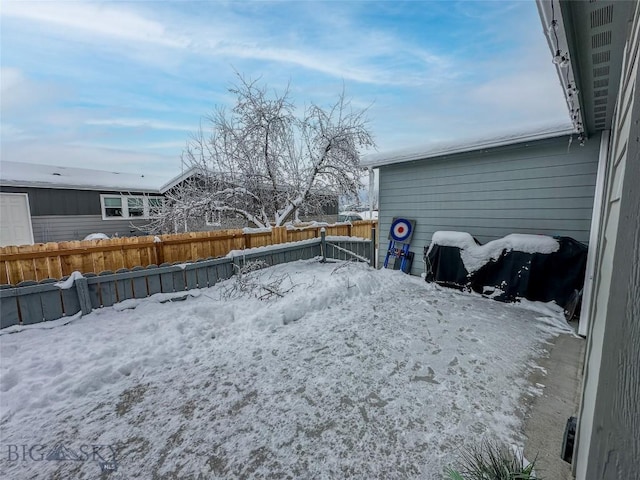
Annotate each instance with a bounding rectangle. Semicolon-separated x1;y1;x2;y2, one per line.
425;237;588;310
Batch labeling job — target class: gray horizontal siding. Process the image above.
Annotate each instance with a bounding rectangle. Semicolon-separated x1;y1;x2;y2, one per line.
377;133;601;276
0;186;157;216
31;215;150;243
0;186;102;215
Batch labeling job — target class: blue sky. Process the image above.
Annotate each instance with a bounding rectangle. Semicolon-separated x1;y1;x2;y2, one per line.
1;0;570;178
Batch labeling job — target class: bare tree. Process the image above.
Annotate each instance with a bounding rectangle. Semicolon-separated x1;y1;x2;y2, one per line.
147;74;375;233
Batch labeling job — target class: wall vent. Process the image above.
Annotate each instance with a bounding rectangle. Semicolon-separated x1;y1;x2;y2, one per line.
593;65;610;77
593;78;609;89
590;5;614;28
594;111;607;119
594;89;609;98
595;121;606;129
594;105;608;113
592;31;612;49
592;50;611;64
594;98;608;106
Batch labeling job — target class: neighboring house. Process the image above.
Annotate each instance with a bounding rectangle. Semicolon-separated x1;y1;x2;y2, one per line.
0;161;166;245
0;162;340;246
365;1;639;478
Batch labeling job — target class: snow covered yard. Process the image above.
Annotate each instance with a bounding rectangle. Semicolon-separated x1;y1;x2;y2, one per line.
0;259;572;479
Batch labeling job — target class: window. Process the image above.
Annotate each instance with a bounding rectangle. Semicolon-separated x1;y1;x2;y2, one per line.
100;195;164;220
148;197;163;210
103;197;123;218
127;197;144;217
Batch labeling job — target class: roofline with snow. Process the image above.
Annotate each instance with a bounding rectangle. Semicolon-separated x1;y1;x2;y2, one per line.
0;161;166;193
361;127;575;168
159;166;202;194
0;179;162;194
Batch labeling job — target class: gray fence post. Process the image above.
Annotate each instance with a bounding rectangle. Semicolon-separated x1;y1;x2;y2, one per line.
320;228;326;263
75;277;93;315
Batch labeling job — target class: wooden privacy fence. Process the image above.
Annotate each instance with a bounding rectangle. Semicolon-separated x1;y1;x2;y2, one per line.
0;237;373;329
0;221;377;285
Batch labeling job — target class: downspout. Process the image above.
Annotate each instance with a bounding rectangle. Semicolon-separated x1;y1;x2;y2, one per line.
369;167;376;268
368;167;374;218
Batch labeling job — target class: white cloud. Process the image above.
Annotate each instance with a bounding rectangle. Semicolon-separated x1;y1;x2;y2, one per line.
1;1;451;87
1;1;188;48
0;123;33;142
85;119;194;132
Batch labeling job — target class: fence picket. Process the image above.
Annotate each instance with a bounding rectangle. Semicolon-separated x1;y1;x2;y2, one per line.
6;246;22;283
146;265;162;295
131;267;148;299
98;271;117;307
195;261;209;288
84;273;102;309
60;279;81;317
33;249;50;281
39;279;64;321
115;268;134;301
0;260;8;285
16;280;43;325
172;264;186;292
159;263;174;293
185;265;198;290
0;285;20;328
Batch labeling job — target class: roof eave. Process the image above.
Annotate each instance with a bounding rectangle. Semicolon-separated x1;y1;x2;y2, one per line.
0;180;161;194
361;128;575;169
535;0;586;135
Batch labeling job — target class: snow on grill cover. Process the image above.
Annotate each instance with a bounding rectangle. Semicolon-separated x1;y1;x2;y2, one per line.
425;231;588;310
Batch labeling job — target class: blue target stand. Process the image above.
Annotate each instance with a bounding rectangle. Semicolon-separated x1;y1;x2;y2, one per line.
383;217;416;273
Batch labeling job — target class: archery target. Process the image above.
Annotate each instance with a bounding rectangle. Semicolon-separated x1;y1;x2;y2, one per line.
389;217;415;242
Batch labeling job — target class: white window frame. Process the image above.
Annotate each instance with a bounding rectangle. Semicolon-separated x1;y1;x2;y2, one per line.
100;194;165;220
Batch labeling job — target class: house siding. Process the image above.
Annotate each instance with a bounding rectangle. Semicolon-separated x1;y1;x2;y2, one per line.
31;215;150;243
0;187;164;243
0;186;151;216
377;132;601;275
576;3;640;479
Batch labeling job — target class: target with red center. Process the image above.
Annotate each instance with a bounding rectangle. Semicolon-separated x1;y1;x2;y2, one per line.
389;217;415;242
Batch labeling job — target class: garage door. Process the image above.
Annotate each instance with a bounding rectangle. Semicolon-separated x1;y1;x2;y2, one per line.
0;193;34;246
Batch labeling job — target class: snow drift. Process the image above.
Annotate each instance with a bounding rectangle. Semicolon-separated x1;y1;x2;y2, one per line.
0;259;571;479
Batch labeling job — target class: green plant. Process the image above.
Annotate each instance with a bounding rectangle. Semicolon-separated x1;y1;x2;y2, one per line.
443;439;538;480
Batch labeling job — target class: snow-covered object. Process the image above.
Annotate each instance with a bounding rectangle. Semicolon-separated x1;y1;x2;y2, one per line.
285;221;330;229
325;235;369;242
242;227;272;234
226;238;320;258
429;231;560;274
359;210;379;220
83;233;109;241
0;260;571;478
54;271;83;289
